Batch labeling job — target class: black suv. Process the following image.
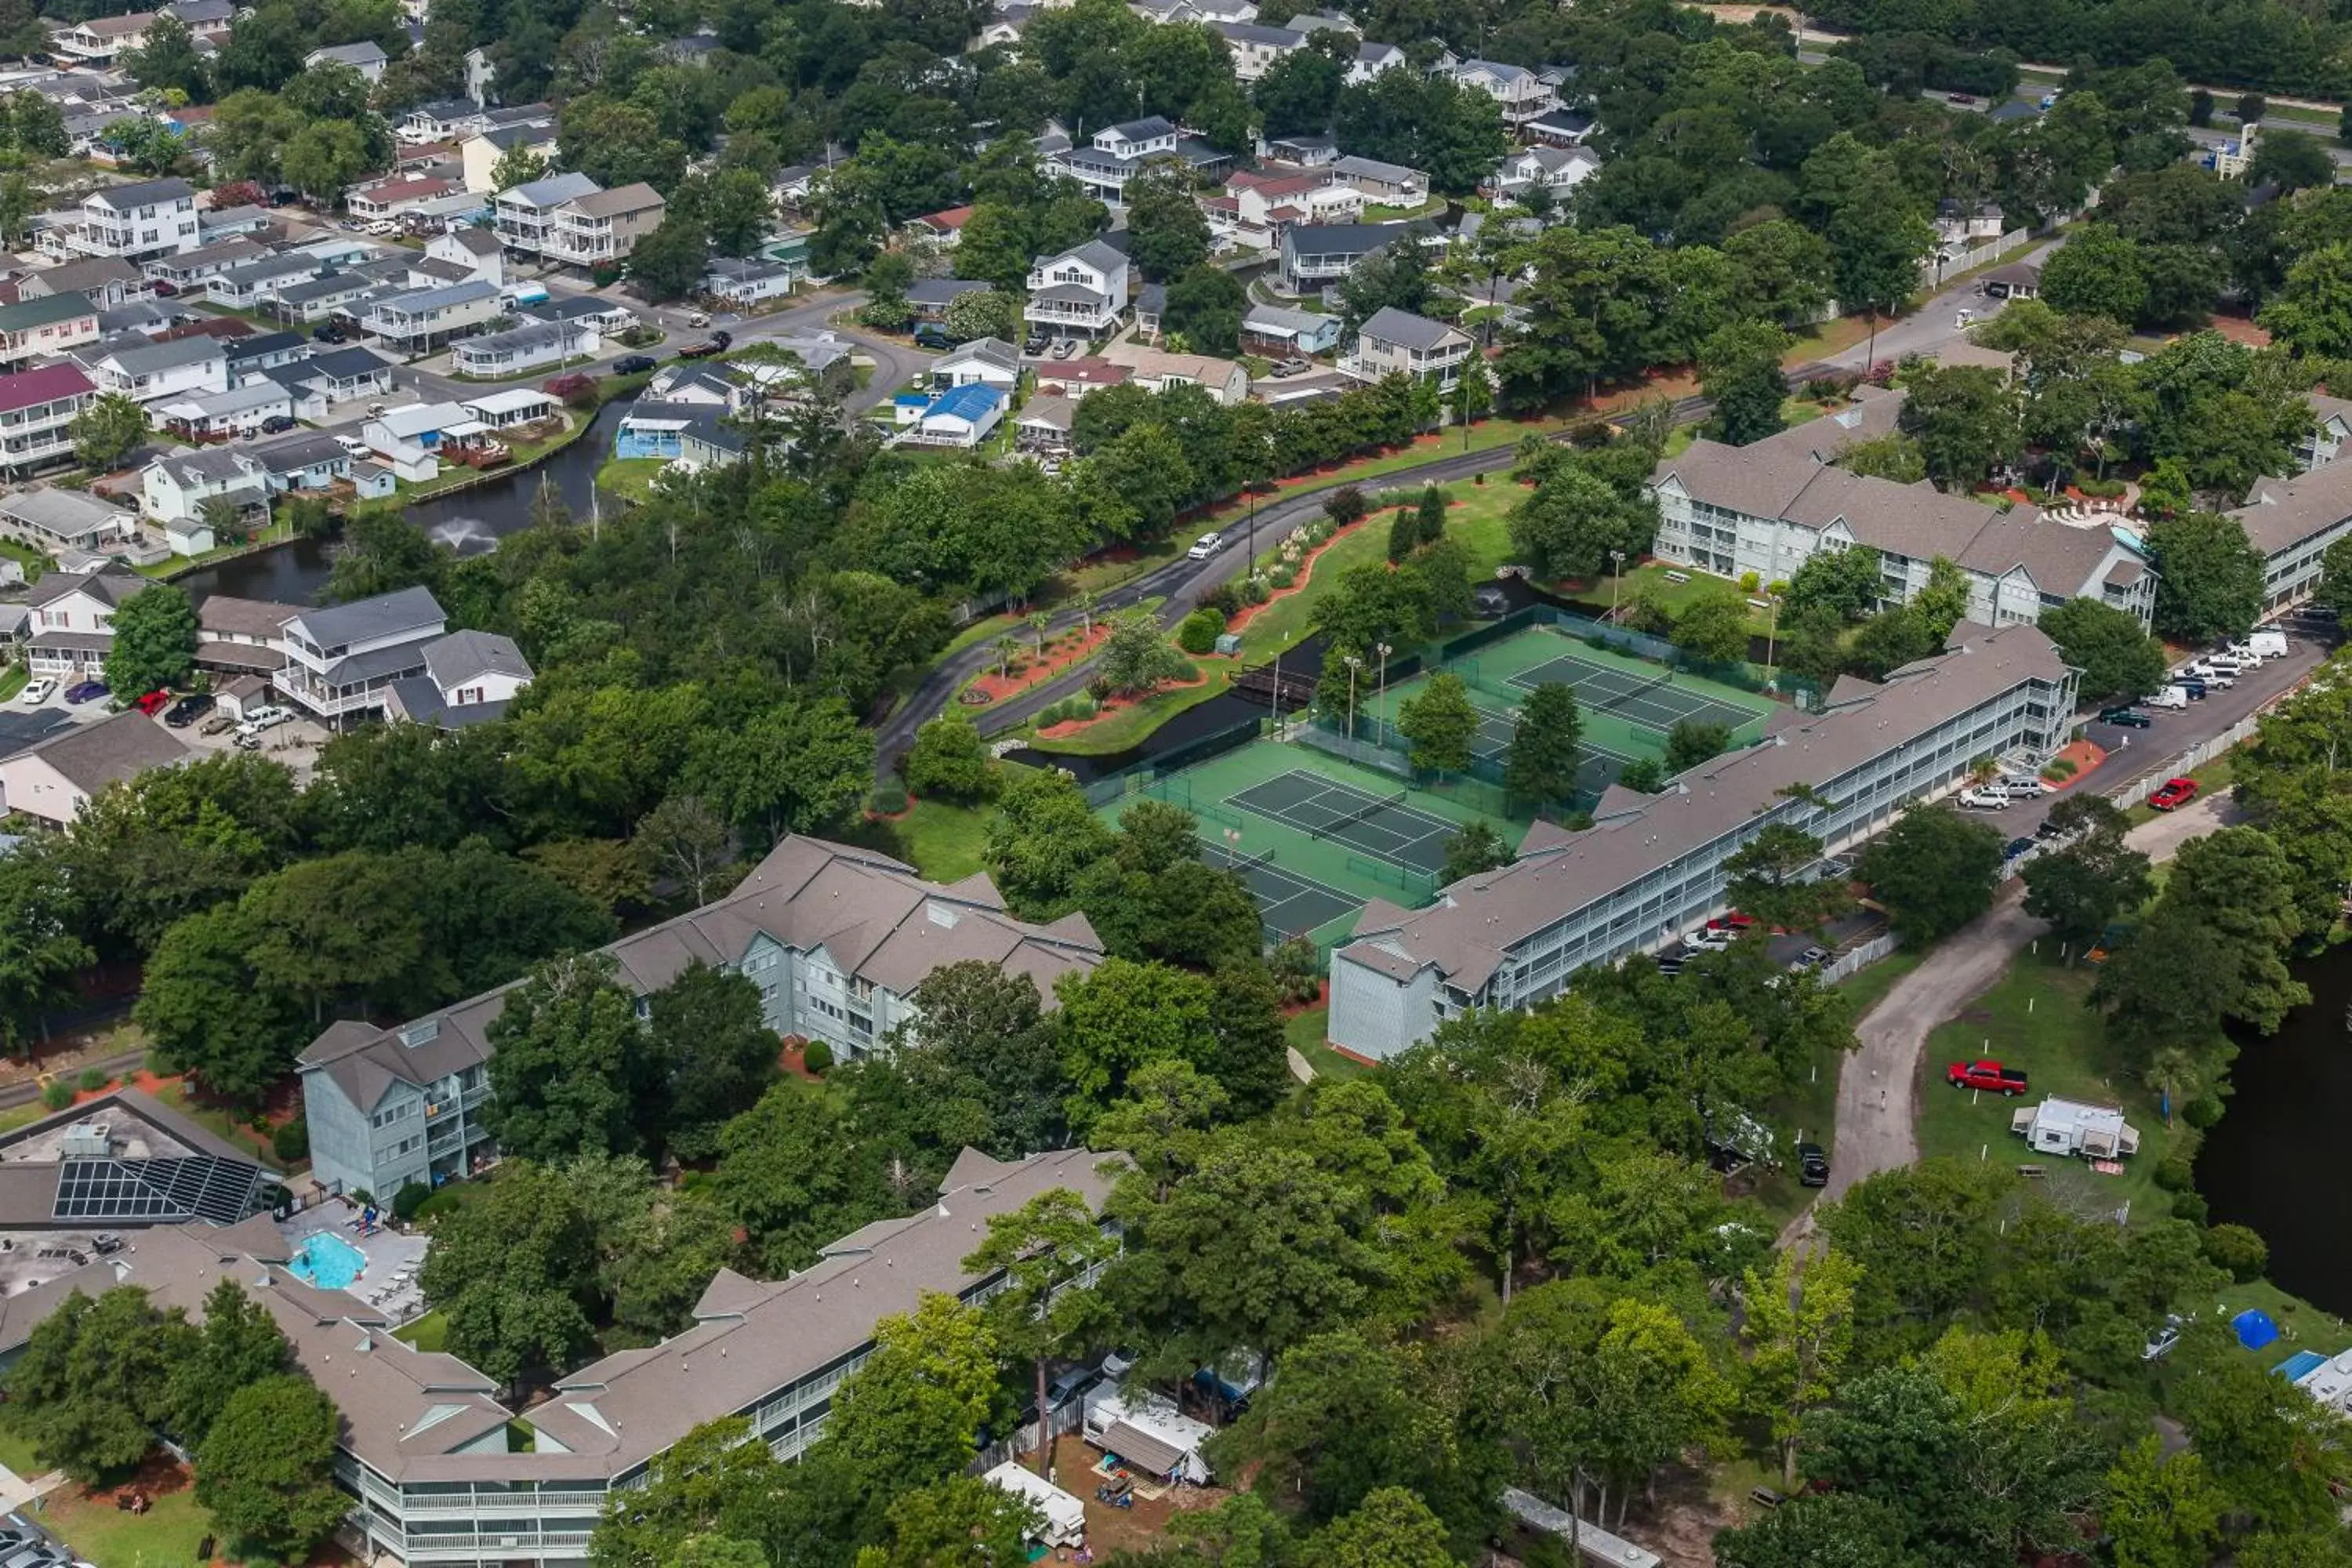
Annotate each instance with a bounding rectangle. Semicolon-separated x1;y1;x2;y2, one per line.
1796;1142;1831;1187
2097;706;2152;728
164;693;215;728
313;321;348;343
614;354;659;375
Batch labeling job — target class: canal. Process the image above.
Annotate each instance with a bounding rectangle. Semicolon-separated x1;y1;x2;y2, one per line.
2198;942;2352;1316
172;400;633;605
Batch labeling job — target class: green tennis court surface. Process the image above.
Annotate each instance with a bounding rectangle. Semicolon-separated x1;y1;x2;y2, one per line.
1228;768;1458;875
1202;842;1362;935
1506;650;1762;736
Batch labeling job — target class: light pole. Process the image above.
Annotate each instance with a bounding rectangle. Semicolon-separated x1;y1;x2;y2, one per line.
1270;630;1293;735
1345;653;1363;741
1374;641;1393;748
1764;591;1782;689
1608;550;1626;622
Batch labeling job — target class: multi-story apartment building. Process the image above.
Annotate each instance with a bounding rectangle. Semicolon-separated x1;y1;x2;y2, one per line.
0;292;99;369
1330;621;2079;1058
1648;387;2159;630
492;172;599;257
1022;239;1131;339
0;364;97;474
39;177;199;262
542;183;666;268
300;834;1105;1200
2231;457;2352;615
1347;306;1472;390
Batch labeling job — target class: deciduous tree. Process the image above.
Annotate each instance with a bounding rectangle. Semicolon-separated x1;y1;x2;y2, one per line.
194;1375;349;1560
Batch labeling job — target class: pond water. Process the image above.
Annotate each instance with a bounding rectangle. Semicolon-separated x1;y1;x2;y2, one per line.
172;400;633;606
2198;942;2352;1315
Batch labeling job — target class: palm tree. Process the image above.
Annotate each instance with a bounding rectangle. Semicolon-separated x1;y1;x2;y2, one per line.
1026;610;1050;657
1076;590;1098;637
2146;1045;2205;1128
993;635;1018;679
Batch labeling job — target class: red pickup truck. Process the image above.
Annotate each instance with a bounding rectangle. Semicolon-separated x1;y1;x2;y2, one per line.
1947;1059;2029;1095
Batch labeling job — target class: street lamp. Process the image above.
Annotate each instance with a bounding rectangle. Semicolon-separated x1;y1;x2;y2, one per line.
1373;641;1393;748
1270;630;1294;735
1764;591;1782;689
1345;653;1363;741
1608;550;1627;622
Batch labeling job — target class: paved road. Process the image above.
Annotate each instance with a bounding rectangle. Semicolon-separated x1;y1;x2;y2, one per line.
1800;635;2325;1216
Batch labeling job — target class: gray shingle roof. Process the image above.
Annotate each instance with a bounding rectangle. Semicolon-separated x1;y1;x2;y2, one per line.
423;629;532;688
1359;305;1463;352
13;710;191;793
88;176;194;211
289;585;445;650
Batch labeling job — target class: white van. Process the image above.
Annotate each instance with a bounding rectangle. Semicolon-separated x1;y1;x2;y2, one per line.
2146;685;2190;710
2246;630;2288;659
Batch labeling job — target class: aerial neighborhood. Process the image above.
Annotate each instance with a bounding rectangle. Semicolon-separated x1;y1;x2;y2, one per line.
0;0;2341;1566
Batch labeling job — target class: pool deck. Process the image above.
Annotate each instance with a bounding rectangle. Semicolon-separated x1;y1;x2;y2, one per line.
277;1213;430;1323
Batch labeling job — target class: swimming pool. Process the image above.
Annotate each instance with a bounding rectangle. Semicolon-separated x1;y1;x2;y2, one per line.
289;1231;368;1291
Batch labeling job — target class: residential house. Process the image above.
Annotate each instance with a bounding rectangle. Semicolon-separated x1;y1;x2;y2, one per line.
194;594;299;677
1523;108;1597;146
140;238;270;292
20;256;148;308
1348;306;1472;389
1209;169;1363;251
383;629;534;728
277;585;450;724
462;389;558;430
362;280;500;352
265;271;377;325
1033;356;1132;397
492;172;601;258
248;430;354;495
0;491;129;570
933;336;1022;390
543;183;666;269
398;99;489;145
1214;20;1307;80
1015;394;1076;449
195;204;274;245
642;365;742;408
909;205;973;246
0;293;99;369
85;333;227;404
39;177;199;262
140;448;267;534
302;834;1104;1196
1277;220;1402;292
153;380;293;442
347;176;462;223
1440;58;1559;128
20;567;139;677
0;711;191;827
614;401;746;468
1329;622;2078;1058
1264;132;1341;165
448;318;595;377
363;401;469;456
1324;155;1425;203
426;226;506;287
1241;302;1341;354
49;12;157;66
0;365;98;474
772;165;818;206
165;0;234;40
1492;144;1599;203
896;383;1007;447
2302;392;2352;470
205;253;322;311
1984;261;2042;299
305;40;389;82
702;255;800;306
1053;116;1233;204
1647;388;2158;629
1022;238;1130;339
1101;342;1249;404
458;118;561;194
908;277;994;321
526;294;636;336
222;330;313;386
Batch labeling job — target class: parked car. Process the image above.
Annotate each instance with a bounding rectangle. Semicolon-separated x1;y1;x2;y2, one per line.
2004;836;2037;859
335;434;372;458
313;322;348;343
364;219;397;237
150;279;177;296
2173;677;2208;699
613;354;658;375
2245;630;2289;659
1793;945;1830;969
2097;706;2152;728
1947;91;1977;103
18;678;52;705
1706;911;1759;931
2143;1315;2187;1361
1947;1058;2029;1094
1686;926;1732;952
1051;338;1080;360
911;323;956;350
259;414;296;434
1958;787;2007;810
199;714;237;737
1270;358;1309;377
234;705;293;742
1991;776;2050;798
1186;531;1227;561
2148;777;2200;811
164;694;214;728
132;689;170;716
63;680;107;704
1023;330;1051;354
1795;1142;1830;1187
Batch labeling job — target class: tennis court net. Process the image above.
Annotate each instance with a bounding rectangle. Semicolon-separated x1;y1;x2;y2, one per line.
1595;668;1675;714
1308;787;1410;843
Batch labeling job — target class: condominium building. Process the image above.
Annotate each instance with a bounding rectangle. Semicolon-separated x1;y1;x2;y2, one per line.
1648;387;2158;630
542;183;666;268
1329;621;2079;1058
0;364;98;474
300;835;1105;1200
491;173;599;258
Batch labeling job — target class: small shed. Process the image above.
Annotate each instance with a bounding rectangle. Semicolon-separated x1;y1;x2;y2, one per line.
1081;1388;1212;1485
350;460;397;500
213;673;271;719
982;1462;1085;1547
1983;260;2042;299
2012;1096;2140;1159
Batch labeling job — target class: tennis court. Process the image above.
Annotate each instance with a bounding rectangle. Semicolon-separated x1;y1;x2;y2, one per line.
1507;650;1762;736
1228;768;1459;875
1203;842;1362;935
1466;698;1630;798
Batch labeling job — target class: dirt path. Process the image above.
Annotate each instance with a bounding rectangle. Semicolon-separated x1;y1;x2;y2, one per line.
1781;791;2238;1244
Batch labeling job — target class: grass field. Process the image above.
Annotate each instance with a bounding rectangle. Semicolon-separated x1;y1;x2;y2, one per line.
394;1308;448;1352
1913;946;2181;1221
1028;665;1237;756
1287;1006;1371;1084
0;1404;39;1477
2124;753;2237;826
892;797;999;883
35;1478;209;1568
1232;513;1395;661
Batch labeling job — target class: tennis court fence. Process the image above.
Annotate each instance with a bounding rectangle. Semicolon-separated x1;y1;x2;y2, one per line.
1294;720;1523;822
1078;715;1267;808
1436;604;1824;713
1348;855;1438;902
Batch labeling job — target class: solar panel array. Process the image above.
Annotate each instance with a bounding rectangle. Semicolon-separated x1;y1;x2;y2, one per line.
53;1156;267;1225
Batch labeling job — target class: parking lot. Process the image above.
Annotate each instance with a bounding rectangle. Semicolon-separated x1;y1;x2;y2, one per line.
6;682;329;782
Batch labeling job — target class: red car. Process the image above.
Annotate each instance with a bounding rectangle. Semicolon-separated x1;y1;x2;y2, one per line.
2148;777;2199;811
133;689;170;715
1947;1058;2029;1095
1706;911;1759;931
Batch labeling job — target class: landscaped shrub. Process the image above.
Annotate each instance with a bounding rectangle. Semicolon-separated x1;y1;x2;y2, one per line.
1169;657;1200;682
272;1118;309;1163
803;1040;833;1074
2201;1221;2269;1282
2153;1151;2198;1192
1200;581;1243;619
1086;674;1114;702
75;1068;107;1092
1739;572;1761;593
392;1182;433;1222
2074;475;2128;499
1266;562;1297;590
1240;576;1270;605
543;372;598;408
872;778;909;814
40;1080;72;1111
1065;695;1098;720
1037;700;1068;726
2182;1095;2227;1130
1176;608;1225;655
413;1190;462;1224
2169;1189;2209;1225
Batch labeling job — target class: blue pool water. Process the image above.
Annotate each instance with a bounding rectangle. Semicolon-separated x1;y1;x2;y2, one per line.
289;1231;367;1291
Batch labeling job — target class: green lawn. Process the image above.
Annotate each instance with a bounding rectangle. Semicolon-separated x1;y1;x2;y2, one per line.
394;1308;448;1352
1914;947;2181;1221
1026;665;1237;757
1835;945;1924;1022
1233;513;1397;661
0;664;27;702
895;797;999;883
2124;753;2237;826
1287;1006;1372;1083
0;538;45;582
596;457;667;503
35;1480;210;1568
0;1404;40;1477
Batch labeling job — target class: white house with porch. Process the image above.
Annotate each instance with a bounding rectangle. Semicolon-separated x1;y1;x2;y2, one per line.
278;586;451;724
1022;240;1130;340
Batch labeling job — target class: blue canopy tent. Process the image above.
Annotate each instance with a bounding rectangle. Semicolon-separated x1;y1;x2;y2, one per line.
2234;1308;2281;1351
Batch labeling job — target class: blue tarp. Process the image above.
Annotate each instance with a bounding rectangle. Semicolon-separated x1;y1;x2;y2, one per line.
2234;1308;2281;1350
2275;1349;2326;1381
